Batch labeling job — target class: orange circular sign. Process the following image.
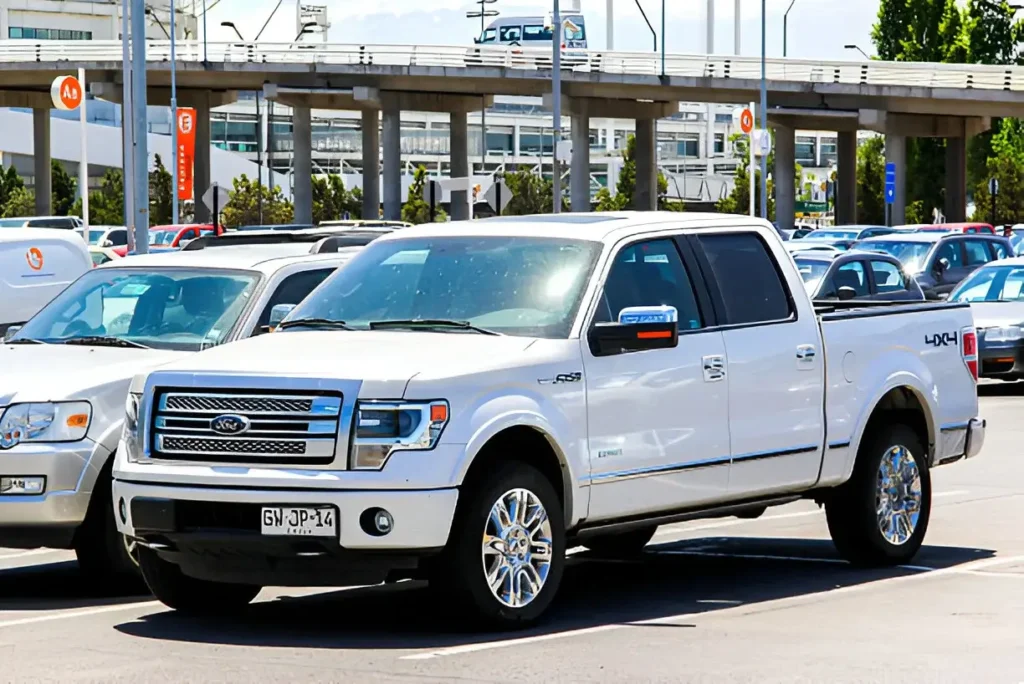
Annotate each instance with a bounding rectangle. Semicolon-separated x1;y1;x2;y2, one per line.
50;75;83;111
26;247;43;271
177;109;195;136
739;108;754;134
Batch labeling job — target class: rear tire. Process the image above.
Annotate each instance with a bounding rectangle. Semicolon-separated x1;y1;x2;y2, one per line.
582;526;657;557
138;548;261;615
433;460;565;629
826;423;931;566
74;460;140;585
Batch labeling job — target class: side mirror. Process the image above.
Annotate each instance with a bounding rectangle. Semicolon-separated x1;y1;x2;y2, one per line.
102;239;113;247
837;286;858;301
589;306;679;357
268;303;296;331
935;257;950;275
3;325;22;342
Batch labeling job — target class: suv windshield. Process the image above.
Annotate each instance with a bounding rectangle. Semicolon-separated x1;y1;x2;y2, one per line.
951;265;1024;302
12;268;260;351
858;240;933;273
286;236;602;338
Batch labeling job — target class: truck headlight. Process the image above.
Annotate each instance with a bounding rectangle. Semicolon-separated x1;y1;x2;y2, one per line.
0;402;92;449
984;326;1023;343
124;392;141;436
350;400;449;470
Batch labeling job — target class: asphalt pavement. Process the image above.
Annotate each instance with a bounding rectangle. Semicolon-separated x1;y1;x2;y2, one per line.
1;384;1022;683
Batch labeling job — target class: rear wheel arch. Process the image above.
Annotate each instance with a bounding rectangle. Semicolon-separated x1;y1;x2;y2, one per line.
850;384;935;475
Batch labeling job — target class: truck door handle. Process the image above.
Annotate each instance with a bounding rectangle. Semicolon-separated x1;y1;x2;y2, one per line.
796;344;816;364
702;355;725;382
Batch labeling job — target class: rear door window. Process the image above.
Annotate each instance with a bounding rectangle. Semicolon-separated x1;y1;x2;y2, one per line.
990;240;1010;260
830;261;869;298
870;260;907;293
964;239;991;267
695;232;793;325
934;240;963;269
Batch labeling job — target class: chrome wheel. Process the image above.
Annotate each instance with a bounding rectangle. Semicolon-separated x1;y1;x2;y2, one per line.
481;488;553;608
123;534;139;568
876;444;923;546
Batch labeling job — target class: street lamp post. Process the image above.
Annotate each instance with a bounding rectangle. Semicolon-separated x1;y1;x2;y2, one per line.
551;0;562;213
170;1;179;225
759;0;767;219
467;0;498;174
844;44;870;60
783;0;795;57
222;21;264;224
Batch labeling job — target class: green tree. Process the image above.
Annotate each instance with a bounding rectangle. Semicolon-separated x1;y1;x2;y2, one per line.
971;118;1024;224
51;160;76;216
856;136;887;225
716;132;802;220
593;134;676;210
401;166;447;224
71;169;125;224
503;166;567;214
221;174;294;228
3;187;35;218
148;154;173;226
0;166;24;210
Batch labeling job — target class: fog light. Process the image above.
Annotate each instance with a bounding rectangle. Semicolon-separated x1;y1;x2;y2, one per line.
0;476;45;495
118;498;127;524
359;507;394;536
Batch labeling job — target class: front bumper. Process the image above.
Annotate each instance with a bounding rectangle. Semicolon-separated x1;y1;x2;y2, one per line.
979;339;1024;378
0;440;107;548
111;478;459;586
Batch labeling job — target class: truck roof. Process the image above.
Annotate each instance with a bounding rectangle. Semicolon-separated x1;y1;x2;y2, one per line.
376;212;772;245
99;243;363;274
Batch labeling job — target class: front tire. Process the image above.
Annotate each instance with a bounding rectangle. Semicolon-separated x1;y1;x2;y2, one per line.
826;423;931;566
434;461;565;629
74;461;140;584
138;548;261;615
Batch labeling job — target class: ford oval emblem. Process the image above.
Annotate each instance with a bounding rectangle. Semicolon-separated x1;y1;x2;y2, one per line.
210;414;250;436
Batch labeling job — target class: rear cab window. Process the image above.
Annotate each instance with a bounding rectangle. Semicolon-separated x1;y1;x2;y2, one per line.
694;232;794;325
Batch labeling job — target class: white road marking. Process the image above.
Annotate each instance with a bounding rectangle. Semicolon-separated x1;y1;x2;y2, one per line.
652;549;935;573
0;549;64;560
0;602;161;630
400;553;1024;661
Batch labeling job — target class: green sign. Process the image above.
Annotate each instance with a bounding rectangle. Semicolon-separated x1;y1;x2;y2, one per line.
796;201;829;215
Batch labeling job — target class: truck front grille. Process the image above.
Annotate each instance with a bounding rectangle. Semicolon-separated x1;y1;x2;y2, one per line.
151;389;342;465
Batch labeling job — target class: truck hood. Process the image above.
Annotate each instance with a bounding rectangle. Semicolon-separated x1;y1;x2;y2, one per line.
969;302;1024;330
0;344;188;405
149;330;539;395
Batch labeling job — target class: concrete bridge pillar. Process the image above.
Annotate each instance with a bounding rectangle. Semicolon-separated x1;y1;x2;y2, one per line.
945;135;967;223
32;108;51;216
361;110;380;220
836;131;858;225
570;101;591;212
382;109;402;221
292;105;313;225
193;93;212;223
773;124;795;231
885;134;907;226
449;111;469;221
633;118;657;211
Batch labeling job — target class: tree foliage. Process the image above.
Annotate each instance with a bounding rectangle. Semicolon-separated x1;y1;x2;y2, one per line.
856;136;887;225
401;166;447;224
716;132;802;220
312;174;362;223
593;134;677;211
51;160;76;217
503;166;566;215
221;174;294;228
3;187;34;218
71;169;125;225
0;166;24;211
149;154;174;226
971;118;1024;224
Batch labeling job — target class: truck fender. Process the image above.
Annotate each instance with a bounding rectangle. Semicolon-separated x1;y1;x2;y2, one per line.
73;419;124;498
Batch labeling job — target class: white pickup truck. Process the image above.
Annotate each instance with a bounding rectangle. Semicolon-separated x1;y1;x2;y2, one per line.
113;213;984;627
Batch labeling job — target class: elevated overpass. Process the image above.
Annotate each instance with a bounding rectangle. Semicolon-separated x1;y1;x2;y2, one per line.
3;40;1020;224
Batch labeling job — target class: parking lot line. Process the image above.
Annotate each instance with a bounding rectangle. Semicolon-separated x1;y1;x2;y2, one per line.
0;549;63;560
651;549;936;572
0;601;162;630
400;553;1024;661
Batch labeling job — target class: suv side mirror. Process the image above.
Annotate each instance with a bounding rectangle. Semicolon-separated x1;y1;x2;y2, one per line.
3;325;22;342
267;303;296;331
589;306;679;357
837;286;857;301
935;257;950;274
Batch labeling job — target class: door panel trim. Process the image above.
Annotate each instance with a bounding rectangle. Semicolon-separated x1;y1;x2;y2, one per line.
584;444;818;484
731;445;819;463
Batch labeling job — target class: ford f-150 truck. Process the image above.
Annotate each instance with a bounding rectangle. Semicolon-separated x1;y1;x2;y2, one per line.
113;212;985;627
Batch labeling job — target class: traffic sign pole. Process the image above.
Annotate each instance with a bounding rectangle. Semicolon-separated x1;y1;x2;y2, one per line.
748;102;755;217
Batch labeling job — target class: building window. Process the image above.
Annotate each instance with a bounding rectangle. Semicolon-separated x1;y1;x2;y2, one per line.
9;26;92;40
714;133;725;154
795;136;817;165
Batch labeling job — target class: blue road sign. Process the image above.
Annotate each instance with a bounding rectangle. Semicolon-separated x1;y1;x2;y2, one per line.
884;162;896;205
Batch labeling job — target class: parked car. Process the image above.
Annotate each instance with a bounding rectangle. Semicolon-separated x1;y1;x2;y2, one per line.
794;250;924;301
805;225;896;243
857;232;1013;300
949;258;1024;379
916;222;996;235
0;228;91;336
0;229;389;580
236;223;315;231
86;226;129;247
113;212;983;626
785;242;843;255
89;246;122;267
0;216;82;232
318;220;413;230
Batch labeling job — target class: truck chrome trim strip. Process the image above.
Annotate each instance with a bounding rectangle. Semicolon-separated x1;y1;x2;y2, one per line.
730;445;819;463
940;422;970;432
828;441;851;449
587;445;820;484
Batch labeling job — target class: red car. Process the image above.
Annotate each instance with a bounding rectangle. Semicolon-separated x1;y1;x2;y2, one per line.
916;222;996;235
112;224;222;256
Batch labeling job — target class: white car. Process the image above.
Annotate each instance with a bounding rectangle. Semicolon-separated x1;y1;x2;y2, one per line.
0;234;375;579
113;212;984;626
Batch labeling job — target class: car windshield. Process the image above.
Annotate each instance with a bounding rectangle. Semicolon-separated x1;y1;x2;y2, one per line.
90;251;110;266
807;230;858;240
950;266;1024;302
150;230;177;246
0;218;26;227
286;236;602;338
12;268;260;351
793;258;831;293
88;229;107;244
857;240;933;273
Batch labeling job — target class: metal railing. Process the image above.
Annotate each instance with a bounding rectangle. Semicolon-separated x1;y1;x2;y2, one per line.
7;40;1024;93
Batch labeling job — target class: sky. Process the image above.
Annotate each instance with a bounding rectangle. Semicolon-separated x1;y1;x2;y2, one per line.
204;0;880;61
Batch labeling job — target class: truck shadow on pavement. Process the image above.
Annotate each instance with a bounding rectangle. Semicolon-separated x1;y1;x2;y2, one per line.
111;536;993;651
0;560;150;611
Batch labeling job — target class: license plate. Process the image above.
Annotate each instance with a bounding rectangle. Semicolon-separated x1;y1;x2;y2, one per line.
260;506;337;537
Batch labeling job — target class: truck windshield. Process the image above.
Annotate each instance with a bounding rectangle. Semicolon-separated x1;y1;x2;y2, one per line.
12;268;260;351
286;236;602;338
858;241;933;273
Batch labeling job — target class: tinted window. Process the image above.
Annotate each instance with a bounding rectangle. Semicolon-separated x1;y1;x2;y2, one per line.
827;262;869;298
254;268;335;334
964;240;991;267
990;241;1010;260
871;260;907;293
593;239;703;331
499;26;522;42
951;266;1024;302
697;233;792;325
935;240;963;268
109;231;128;246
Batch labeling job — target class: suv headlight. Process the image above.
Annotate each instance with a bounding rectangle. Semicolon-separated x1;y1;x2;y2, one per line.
350;400;449;470
984;326;1023;343
0;402;92;449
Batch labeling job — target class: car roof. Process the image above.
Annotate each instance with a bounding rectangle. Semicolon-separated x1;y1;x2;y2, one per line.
370;212;776;245
0;227;87;244
98;243;363;274
858;232;948;243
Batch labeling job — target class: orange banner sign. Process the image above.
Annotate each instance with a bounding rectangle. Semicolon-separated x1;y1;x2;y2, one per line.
176;108;197;201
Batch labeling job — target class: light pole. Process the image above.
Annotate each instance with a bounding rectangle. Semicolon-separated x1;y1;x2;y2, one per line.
783;0;795;57
551;0;562;213
467;0;498;174
759;0;767;219
170;1;178;224
223;21;264;224
634;0;656;51
844;44;870;60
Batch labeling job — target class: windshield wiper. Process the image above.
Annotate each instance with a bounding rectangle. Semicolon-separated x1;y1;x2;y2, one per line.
61;336;151;349
277;318;354;331
5;338;47;345
368;319;502;336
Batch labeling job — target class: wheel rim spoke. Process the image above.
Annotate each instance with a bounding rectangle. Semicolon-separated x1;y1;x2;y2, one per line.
481;487;554;609
874;444;923;546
